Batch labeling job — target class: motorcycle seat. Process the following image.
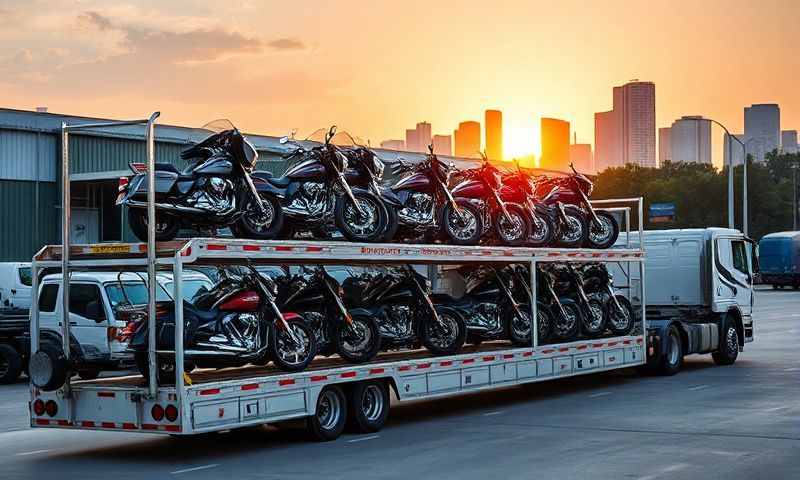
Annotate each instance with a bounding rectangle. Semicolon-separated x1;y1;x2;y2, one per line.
154;162;180;173
263;175;292;188
184;303;219;322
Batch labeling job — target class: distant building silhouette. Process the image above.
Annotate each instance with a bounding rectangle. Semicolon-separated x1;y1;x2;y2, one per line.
569;133;593;173
432;134;452;156
485;110;503;161
782;130;798;153
416;122;432;151
540;118;570;171
658;127;672;164
454;121;481;158
380;139;405;151
594;80;656;170
744;103;780;162
668;116;711;164
723;133;746;166
594;110;619;172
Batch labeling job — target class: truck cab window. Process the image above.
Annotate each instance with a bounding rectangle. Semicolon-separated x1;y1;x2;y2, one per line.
18;267;32;286
732;241;749;275
38;284;58;312
69;284;106;321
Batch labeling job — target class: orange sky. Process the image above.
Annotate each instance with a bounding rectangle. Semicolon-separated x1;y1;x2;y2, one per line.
1;0;798;167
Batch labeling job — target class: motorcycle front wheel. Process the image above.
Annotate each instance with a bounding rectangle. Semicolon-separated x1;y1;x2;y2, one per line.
336;314;381;363
335;192;388;243
236;194;284;240
607;294;636;336
582;295;607;337
442;199;484;245
552;298;581;341
379;203;400;243
586;210;620;249
128;209;180;242
527;213;555;247
494;204;530;246
555;206;588;248
422;307;467;355
270;321;317;372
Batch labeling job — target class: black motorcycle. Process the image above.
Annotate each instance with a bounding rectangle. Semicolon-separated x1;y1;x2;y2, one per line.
389;144;482;244
257;126;388;242
537;265;581;341
277;265;382;363
505;264;553;344
129;265;317;383
551;264;607;338
581;263;636;336
435;265;534;347
343;265;466;355
117;119;277;241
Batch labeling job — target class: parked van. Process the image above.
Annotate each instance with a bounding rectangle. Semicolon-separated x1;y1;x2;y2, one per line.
758;231;800;289
37;271;212;379
0;262;32;309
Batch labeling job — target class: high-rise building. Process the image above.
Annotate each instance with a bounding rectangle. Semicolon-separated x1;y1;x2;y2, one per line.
485;110;503;161
416;122;432;151
540;118;570;171
380;139;405;151
405;128;419;153
668;116;711;164
569;134;593;173
432;134;452;156
594;80;656;169
782;130;798;153
723;133;746;166
454;121;481;158
658;127;672;164
744;103;780;162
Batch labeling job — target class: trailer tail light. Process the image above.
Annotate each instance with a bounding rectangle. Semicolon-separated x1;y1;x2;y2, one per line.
33;399;45;416
165;405;178;422
45;400;58;417
151;404;164;422
129;162;146;173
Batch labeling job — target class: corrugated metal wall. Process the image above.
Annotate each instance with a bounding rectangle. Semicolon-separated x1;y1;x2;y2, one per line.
0;129;57;181
0;180;58;261
69;134;188;175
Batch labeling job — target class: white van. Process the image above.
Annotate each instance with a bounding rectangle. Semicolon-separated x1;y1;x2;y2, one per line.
37;271;212;379
0;262;32;309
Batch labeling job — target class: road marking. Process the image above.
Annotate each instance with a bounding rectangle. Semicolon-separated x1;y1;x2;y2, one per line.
688;384;709;391
588;391;612;398
15;449;51;457
482;410;504;416
171;464;220;475
347;435;380;443
783;367;799;372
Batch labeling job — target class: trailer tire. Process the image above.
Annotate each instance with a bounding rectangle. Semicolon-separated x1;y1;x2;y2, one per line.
0;344;23;384
308;386;347;441
712;320;739;366
347;381;390;434
656;326;683;376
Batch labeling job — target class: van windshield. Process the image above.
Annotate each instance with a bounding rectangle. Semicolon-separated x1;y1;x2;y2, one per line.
104;282;172;308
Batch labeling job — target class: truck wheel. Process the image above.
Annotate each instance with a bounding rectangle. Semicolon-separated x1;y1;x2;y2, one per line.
0;344;23;384
712;320;739;366
657;326;683;376
347;381;390;434
308;386;347;441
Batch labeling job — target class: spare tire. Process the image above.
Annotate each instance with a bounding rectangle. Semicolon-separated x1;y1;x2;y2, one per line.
29;343;69;392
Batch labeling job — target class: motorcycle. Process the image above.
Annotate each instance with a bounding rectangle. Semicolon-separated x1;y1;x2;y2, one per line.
129;265;317;383
505;264;553;344
435;265;534;347
550;264;607;338
581;263;636;336
500;163;557;247
389;144;482;244
117;119;278;241
342;264;466;355
277;265;382;363
536;265;581;341
447;153;531;246
257;126;388;242
535;164;619;249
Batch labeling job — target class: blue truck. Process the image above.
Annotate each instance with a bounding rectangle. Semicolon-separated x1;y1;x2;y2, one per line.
758;231;800;289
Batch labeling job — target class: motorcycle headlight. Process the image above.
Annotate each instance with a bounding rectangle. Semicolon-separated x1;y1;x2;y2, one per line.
372;155;384;179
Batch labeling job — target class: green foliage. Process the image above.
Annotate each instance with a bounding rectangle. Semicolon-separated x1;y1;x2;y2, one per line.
593;152;800;240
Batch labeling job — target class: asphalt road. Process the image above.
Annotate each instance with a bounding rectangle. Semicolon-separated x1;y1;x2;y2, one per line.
1;288;798;480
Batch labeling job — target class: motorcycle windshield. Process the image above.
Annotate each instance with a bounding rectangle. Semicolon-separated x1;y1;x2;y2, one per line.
189;119;259;168
189;119;237;144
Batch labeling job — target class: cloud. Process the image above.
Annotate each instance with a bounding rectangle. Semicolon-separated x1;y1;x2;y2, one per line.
77;11;113;32
268;38;305;51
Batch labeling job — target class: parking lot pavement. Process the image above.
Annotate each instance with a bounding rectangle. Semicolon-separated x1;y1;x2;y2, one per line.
0;288;797;480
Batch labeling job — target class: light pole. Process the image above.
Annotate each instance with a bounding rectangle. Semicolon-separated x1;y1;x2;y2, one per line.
704;118;746;232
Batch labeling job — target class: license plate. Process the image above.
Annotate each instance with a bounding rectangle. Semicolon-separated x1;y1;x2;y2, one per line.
89;244;131;254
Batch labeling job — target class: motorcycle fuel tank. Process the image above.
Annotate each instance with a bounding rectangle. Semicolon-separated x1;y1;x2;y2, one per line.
219;290;261;311
451;179;487;199
392;172;432;193
285;159;326;180
194;157;234;176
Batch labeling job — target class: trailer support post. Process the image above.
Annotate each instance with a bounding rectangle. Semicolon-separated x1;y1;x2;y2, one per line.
173;249;185;428
145;112;160;399
530;259;538;349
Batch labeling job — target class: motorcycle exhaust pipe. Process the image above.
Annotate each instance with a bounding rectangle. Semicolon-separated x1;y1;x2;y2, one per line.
125;199;207;215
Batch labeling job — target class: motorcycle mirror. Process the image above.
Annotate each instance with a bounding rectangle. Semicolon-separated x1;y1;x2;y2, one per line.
428;143;434;154
279;136;289;144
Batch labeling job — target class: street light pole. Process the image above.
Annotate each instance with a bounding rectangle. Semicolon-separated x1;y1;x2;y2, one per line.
706;118;744;230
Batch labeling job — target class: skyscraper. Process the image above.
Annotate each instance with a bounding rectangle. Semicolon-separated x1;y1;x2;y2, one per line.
380;139;405;151
594;80;656;169
744;103;780;162
540;118;570;171
658;127;672;164
569;133;593;173
669;116;711;164
723;133;746;166
405;128;419;153
454;121;481;158
416;122;432;151
432;134;452;156
485;110;503;161
781;130;798;153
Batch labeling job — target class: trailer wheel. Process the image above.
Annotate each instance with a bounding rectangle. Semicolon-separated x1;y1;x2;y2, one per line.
712;320;739;366
656;326;682;376
347;381;390;434
0;344;23;384
308;386;347;441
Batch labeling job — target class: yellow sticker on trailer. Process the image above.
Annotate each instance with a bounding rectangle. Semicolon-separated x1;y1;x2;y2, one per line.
89;244;132;254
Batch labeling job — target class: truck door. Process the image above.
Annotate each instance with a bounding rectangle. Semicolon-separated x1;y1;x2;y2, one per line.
713;237;752;316
67;283;111;362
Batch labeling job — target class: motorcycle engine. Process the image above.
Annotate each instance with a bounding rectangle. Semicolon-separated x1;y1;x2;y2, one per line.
468;302;501;332
380;304;414;340
303;310;329;345
398;192;433;225
285;182;327;217
209;313;262;352
187;177;235;214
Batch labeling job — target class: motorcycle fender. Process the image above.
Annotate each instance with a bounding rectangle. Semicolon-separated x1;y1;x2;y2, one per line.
252;177;287;199
283;312;304;322
346;307;375;319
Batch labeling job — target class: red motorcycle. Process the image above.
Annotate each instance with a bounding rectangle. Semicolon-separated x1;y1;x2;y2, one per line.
500;163;557;247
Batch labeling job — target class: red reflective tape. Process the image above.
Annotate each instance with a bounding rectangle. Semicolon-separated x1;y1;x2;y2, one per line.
57;420;70;426
310;375;328;382
275;246;293;252
122;423;137;430
440;361;453;367
398;366;411;371
141;424;158;430
35;419;50;426
241;383;259;391
340;371;357;378
523;351;533;357
206;244;226;251
279;379;295;386
542;349;555;354
593;343;605;348
369;368;385;375
462;358;475;364
243;245;261;252
164;425;181;432
577;345;588;350
608;341;618;346
417;363;431;369
623;340;632;345
503;354;514;359
97;391;115;398
558;347;569;352
101;422;116;429
636;338;643;344
199;388;220;396
483;356;496;362
306;246;323;252
81;421;95;428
